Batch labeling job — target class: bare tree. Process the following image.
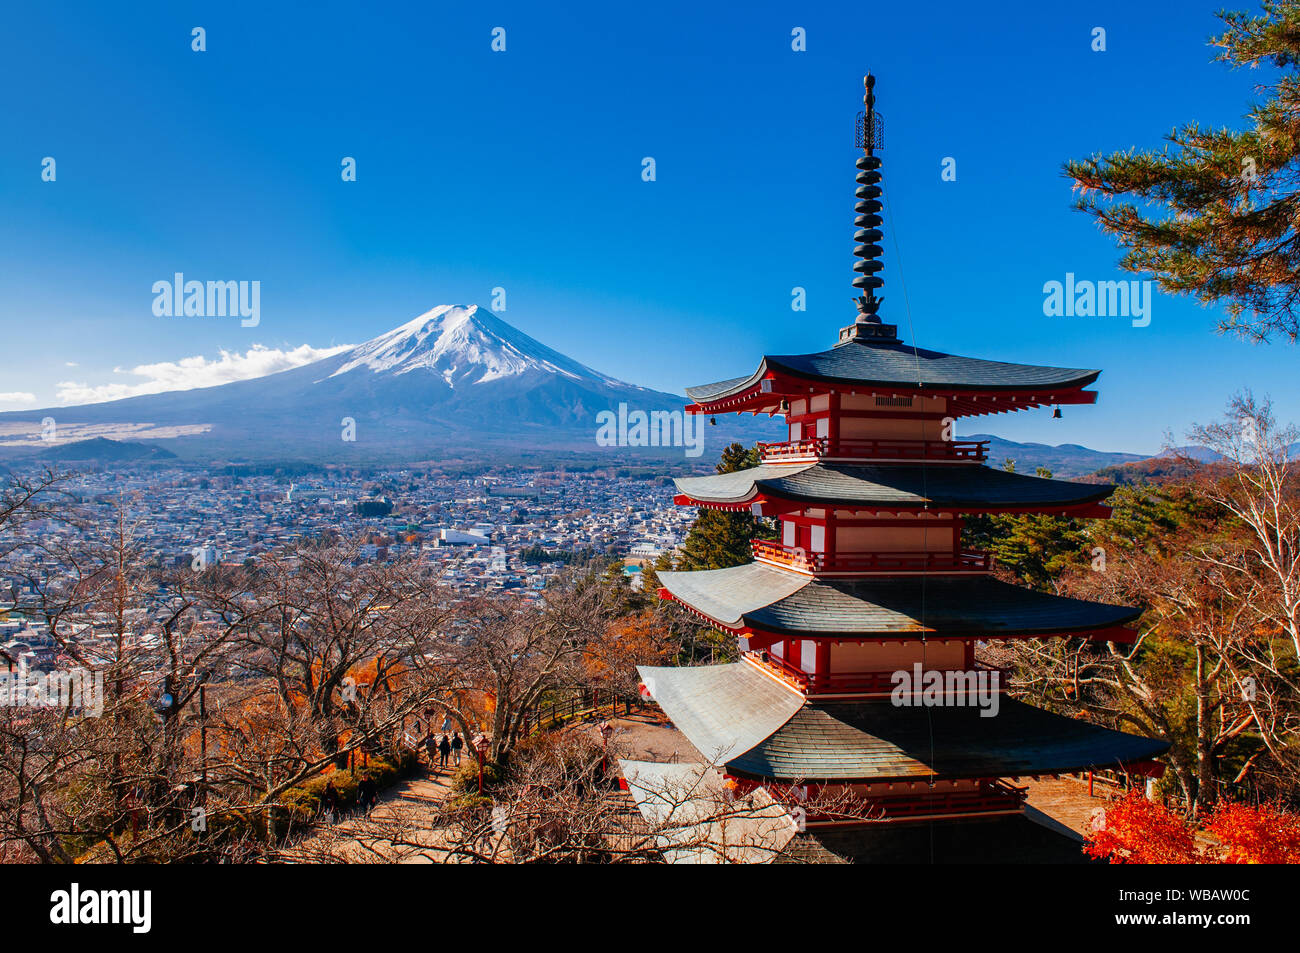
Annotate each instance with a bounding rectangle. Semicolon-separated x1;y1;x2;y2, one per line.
1005;393;1300;811
432;567;618;764
283;728;866;864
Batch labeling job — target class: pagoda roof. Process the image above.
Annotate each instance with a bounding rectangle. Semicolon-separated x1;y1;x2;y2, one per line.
658;562;1141;639
640;662;1169;783
637;657;805;764
685;339;1100;405
673;462;1114;513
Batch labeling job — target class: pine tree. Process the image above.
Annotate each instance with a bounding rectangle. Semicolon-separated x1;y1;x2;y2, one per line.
676;442;765;571
963;466;1091;590
1065;1;1300;342
639;549;675;593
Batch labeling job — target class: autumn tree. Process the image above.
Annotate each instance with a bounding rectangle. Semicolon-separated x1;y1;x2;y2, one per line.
584;610;677;695
1009;394;1300;812
206;537;454;786
1182;391;1300;798
1084;791;1200;863
432;566;619;764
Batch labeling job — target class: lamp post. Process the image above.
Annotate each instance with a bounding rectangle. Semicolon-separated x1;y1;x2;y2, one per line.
472;734;490;795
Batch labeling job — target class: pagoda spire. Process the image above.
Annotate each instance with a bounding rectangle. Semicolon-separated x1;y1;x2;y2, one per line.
839;73;898;345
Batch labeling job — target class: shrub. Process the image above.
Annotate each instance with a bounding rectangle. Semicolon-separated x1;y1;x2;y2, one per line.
451;759;503;794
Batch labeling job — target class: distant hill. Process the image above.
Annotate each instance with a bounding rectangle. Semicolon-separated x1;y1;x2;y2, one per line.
36;437;179;463
1087;456;1204;486
1087;444;1300;486
966;434;1144;479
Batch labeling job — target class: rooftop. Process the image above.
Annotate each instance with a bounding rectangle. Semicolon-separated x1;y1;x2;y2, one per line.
658;562;1141;639
685;339;1101;406
640;662;1169;784
673;462;1115;513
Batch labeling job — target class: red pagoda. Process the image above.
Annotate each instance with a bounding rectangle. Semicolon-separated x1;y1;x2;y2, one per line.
636;75;1167;858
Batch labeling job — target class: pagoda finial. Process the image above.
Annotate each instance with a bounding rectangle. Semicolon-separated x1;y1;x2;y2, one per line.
839;73;897;346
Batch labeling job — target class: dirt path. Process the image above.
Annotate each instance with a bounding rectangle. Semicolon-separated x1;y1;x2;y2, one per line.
282;757;475;863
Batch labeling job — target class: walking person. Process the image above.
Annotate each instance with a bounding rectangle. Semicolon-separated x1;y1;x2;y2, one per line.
438;733;451;770
357;775;377;816
321;781;339;824
451;731;463;767
424;732;439;772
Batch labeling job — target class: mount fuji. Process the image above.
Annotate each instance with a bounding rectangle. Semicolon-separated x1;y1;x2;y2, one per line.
0;305;778;465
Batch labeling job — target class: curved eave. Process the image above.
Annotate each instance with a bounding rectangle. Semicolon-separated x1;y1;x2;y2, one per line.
674;492;1114;520
660;586;1136;646
684;348;1102;418
725;697;1170;784
671;464;1117;516
657;563;807;631
657;565;1142;644
639;662;1168;785
737;615;1142;644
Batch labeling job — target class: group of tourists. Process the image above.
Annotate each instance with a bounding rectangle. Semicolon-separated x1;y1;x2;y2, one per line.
424;730;463;771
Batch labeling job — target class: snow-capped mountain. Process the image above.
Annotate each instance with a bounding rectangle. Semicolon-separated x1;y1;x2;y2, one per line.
331;305;624;388
0;304;777;463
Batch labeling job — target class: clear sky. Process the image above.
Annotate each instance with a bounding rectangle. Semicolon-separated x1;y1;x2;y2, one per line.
2;0;1295;454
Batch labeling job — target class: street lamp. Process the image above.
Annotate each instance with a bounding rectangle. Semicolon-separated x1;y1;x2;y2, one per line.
472;733;490;794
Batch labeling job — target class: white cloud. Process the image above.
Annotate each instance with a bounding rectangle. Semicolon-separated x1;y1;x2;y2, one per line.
55;343;351;405
0;392;38;406
65;361;79;367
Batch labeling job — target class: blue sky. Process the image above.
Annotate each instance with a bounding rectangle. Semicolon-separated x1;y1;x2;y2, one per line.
2;0;1295;454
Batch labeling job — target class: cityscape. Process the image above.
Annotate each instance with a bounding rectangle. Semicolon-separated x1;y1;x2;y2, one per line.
0;462;688;626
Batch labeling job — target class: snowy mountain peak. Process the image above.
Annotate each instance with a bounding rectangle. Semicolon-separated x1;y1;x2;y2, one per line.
330;304;623;389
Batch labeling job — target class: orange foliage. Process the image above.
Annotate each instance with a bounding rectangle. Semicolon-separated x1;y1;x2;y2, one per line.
584;611;674;685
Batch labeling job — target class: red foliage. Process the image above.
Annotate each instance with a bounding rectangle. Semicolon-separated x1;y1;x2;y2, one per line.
1084;792;1199;863
1085;791;1300;864
1204;801;1300;864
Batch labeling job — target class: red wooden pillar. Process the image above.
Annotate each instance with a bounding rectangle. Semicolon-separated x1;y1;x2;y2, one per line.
827;391;840;455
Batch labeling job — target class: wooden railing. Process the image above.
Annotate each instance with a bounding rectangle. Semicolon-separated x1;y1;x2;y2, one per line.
745;650;1010;696
518;689;639;734
731;777;1028;822
751;539;993;575
860;780;1027;820
758;437;988;464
